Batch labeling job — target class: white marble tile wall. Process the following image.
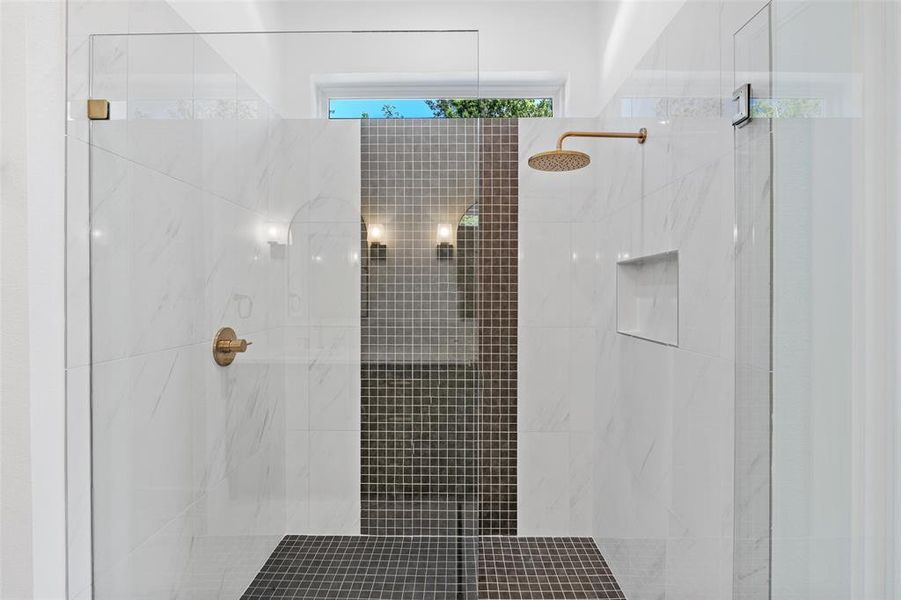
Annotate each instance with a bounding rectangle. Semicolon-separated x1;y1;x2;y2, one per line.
280;119;362;536
586;2;768;599
517;117;605;537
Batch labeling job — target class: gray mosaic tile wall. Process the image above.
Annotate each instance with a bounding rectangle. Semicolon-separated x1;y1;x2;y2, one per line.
360;119;517;536
476;119;518;536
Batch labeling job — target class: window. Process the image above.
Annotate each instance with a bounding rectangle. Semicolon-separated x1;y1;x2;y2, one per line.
328;98;553;119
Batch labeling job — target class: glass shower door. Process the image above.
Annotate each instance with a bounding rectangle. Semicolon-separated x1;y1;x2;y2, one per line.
88;31;292;599
87;30;480;599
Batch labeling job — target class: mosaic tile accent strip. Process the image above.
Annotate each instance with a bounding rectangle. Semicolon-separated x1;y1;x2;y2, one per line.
361;119;481;536
477;119;518;535
360;119;518;535
241;536;625;600
361;364;479;536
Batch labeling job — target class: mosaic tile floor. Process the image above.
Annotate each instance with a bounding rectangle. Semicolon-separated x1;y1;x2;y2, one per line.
241;536;625;600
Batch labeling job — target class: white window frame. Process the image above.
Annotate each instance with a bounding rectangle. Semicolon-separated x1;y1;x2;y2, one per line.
314;71;567;118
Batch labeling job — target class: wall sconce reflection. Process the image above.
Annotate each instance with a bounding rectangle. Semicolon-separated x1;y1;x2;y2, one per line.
436;223;454;259
265;222;289;259
369;223;387;261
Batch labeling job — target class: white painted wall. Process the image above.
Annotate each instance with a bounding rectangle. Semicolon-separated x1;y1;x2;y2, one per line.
1;1;67;599
166;1;692;120
168;0;605;117
594;0;686;110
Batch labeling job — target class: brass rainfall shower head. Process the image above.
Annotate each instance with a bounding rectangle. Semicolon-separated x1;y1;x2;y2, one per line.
527;128;648;172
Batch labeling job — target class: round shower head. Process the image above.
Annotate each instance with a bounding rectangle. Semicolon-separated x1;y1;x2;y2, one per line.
528;129;647;172
527;149;591;172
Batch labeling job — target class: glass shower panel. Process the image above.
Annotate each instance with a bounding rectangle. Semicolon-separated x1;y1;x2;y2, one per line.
88;32;291;599
734;4;864;597
733;5;773;600
770;2;856;597
88;30;479;599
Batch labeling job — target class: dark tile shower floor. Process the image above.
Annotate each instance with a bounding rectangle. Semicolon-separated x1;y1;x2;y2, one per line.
241;536;625;600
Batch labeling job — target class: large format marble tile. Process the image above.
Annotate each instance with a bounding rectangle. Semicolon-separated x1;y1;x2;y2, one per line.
641;157;734;359
665;536;733;600
267;119;312;223
285;430;311;533
194;329;285;496
669;352;734;540
93;479;281;600
305;120;361;224
91;338;285;597
518;327;570;432
613;337;674;492
91;344;204;572
592;135;643;220
308;430;361;534
570;222;604;328
518;432;570;535
202;192;271;338
307;222;361;328
93;499;196;600
568;432;595;534
665;1;732;181
519;221;571;328
568;327;599;433
232;95;271;214
90;152;205;362
307;326;360;432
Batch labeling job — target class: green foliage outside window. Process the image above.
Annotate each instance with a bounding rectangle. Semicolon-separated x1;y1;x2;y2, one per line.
332;97;553;119
425;98;552;118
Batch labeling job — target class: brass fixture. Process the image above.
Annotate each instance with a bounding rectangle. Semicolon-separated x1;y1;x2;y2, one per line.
212;327;252;366
87;99;110;121
527;128;648;172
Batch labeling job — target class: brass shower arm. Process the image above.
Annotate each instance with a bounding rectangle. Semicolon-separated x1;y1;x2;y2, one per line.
556;129;648;150
528;128;649;171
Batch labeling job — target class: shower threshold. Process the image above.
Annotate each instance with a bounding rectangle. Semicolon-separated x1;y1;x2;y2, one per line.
241;535;625;599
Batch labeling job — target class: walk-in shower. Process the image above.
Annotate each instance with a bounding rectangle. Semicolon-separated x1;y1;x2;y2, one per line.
62;0;901;598
83;28;629;600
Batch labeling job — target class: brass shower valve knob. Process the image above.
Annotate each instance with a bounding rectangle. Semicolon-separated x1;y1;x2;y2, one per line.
212;327;252;366
218;338;251;353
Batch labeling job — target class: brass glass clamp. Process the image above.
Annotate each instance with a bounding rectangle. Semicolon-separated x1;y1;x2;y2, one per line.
212;327;252;366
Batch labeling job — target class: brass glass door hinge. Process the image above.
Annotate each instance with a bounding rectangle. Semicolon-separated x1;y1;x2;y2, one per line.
87;99;110;121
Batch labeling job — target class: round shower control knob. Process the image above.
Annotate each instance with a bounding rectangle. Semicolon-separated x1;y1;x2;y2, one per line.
212;327;252;366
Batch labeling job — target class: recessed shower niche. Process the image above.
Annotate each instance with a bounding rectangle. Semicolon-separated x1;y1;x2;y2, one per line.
616;250;679;346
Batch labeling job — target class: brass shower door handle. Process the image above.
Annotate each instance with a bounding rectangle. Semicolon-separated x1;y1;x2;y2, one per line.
212;327;253;366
